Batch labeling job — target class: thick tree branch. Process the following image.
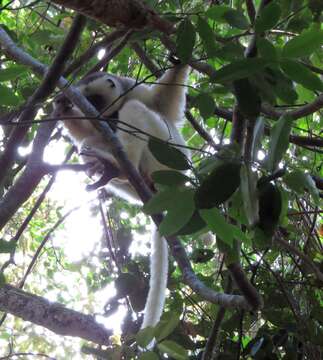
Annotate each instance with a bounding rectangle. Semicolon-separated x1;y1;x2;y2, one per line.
51;0;174;34
0;15;86;185
0;285;111;345
230;105;245;146
245;0;256;23
0;121;57;230
261;94;323;120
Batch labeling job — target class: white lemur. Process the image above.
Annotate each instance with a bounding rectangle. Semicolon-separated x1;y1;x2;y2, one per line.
53;65;190;331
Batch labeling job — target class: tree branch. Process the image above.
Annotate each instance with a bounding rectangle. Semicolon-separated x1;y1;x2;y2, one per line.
201;279;233;360
63;28;128;76
0;15;86;185
0;121;56;230
85;29;133;75
0;285;111;345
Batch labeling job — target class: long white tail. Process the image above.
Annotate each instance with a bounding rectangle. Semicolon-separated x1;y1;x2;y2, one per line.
141;226;168;329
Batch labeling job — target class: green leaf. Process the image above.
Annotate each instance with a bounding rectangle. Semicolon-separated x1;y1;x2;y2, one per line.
152;170;190;187
157;340;188;360
0;239;16;253
148;138;190;171
257;38;277;61
250;117;265;162
0;85;20;106
282;29;323;58
266;114;293;172
194;93;215;119
176;19;196;63
240;164;259;227
233;78;261;118
223;9;249;30
231;224;251;245
195;162;241;209
217;237;240;264
206;5;231;21
143;188;176;214
159;189;195;236
280;59;323;92
212;58;269;83
175;211;207;235
200;208;235;247
284;171;320;205
255;2;281;33
0;66;27;82
197;17;218;57
271;69;298;104
139;352;159;360
31;29;54;45
301;174;320;206
154;312;180;342
136;327;155;348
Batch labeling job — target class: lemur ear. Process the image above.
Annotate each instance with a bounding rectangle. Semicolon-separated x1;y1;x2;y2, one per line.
106;78;116;88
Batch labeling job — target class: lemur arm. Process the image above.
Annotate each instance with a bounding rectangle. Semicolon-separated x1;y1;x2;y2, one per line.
53;94;101;144
150;65;189;124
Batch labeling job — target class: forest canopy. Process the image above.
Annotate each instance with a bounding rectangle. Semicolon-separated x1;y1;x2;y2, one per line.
0;0;322;359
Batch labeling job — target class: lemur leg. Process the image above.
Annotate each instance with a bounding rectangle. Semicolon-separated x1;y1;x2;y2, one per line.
150;65;189;123
79;135;108;177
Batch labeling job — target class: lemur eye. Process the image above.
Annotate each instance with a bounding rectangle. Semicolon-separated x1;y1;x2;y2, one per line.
106;78;116;88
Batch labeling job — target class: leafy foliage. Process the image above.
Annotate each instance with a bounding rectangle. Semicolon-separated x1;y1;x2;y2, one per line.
0;0;322;359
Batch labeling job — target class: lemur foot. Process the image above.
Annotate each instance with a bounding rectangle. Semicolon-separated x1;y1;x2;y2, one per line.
86;160;121;191
80;144;121;191
80;144;100;159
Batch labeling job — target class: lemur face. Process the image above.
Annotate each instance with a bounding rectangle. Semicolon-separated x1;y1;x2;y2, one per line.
53;93;74;117
77;73;124;116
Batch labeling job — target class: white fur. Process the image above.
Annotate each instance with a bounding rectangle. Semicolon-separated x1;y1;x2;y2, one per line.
141;226;168;329
59;66;190;330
